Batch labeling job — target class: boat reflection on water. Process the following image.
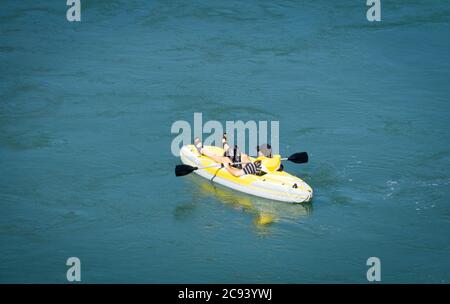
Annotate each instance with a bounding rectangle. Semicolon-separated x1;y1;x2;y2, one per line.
185;174;313;229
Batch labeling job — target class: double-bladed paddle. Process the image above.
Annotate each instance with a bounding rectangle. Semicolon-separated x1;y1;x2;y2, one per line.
175;152;308;177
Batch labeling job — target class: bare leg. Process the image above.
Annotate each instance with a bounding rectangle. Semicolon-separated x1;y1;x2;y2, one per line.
201;148;232;164
195;137;245;177
222;133;230;150
201;148;244;176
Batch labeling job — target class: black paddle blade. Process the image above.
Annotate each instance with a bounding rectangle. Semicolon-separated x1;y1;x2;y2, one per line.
175;164;198;177
288;152;308;164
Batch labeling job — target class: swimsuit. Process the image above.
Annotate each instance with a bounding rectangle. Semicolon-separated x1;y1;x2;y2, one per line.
243;161;262;175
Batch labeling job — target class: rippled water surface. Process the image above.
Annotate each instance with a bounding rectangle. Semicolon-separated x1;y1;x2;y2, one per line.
1;0;450;282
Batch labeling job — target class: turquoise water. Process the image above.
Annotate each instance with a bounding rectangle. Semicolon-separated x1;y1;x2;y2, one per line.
1;0;450;283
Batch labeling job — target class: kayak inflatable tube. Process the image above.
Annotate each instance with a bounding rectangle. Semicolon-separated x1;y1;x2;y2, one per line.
180;145;313;203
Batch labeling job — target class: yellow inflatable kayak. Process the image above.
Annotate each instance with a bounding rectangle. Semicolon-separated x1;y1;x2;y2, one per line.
179;145;313;203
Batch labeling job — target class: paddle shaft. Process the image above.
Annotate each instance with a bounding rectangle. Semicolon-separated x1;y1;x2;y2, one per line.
196;158;286;170
191;161;250;171
198;155;298;168
181;152;307;175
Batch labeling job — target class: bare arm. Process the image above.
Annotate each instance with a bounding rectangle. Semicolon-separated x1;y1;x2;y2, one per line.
224;164;245;177
240;153;252;164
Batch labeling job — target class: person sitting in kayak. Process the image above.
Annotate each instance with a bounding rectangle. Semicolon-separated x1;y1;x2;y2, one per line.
220;135;283;173
257;143;284;172
194;136;262;177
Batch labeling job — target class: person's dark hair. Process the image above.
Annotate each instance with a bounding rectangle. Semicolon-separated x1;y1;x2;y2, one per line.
257;144;272;158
